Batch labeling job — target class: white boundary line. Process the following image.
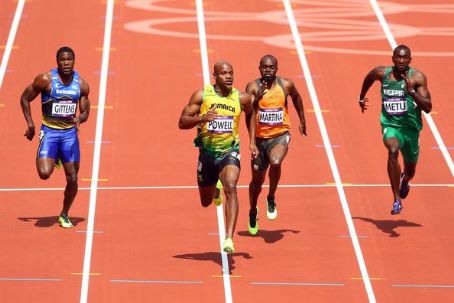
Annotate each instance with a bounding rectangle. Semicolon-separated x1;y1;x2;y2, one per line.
0;0;25;90
0;183;452;192
368;0;454;177
79;0;115;302
282;1;376;302
195;1;232;302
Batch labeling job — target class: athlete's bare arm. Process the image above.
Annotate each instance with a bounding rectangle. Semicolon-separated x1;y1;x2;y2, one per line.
20;73;51;140
178;89;217;130
284;78;306;136
240;92;258;159
358;66;386;113
403;70;432;113
75;78;90;128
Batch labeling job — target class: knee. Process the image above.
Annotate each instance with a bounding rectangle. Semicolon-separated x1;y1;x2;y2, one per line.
201;200;211;208
387;148;399;160
223;181;237;197
269;156;283;168
66;173;78;185
37;168;52;180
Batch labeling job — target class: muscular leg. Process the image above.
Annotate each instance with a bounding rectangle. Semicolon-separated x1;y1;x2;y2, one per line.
219;165;240;239
198;185;217;207
267;144;289;200
36;157;56;180
61;162;79;216
402;162;416;183
384;137;401;201
249;166;266;219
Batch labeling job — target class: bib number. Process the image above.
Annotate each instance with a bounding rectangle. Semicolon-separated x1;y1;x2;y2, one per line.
52;102;77;117
207;116;233;133
383;98;407;116
259;108;283;125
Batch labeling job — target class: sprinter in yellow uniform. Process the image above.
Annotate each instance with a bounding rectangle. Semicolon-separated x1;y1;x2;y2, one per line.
178;60;257;253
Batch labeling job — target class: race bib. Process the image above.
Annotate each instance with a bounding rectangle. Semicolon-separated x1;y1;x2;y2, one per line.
207;116;233;133
259;107;283;125
383;98;407;116
52;102;77;117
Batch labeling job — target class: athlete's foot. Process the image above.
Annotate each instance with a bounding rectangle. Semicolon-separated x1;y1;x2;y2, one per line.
213;179;224;206
58;214;74;228
266;197;277;220
399;173;410;199
390;200;403;215
223;237;234;254
248;208;259;236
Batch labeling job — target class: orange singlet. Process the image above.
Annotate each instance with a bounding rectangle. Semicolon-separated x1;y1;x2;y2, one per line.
255;77;290;139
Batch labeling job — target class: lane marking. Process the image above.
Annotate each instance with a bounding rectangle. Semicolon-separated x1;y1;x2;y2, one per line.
251;281;344;286
193;48;214;53
282;1;376;302
72;273;102;276
369;0;454;178
85;140;111;144
195;1;232;302
81;178;109;182
0;277;61;281
95;47;117;52
76;230;105;234
339;235;368;238
306;108;329;113
352;277;382;280
0;0;25;91
212;275;242;278
392;284;454;288
0;45;19;50
110;279;203;284
80;1;115;302
1;183;452;192
91;104;113;109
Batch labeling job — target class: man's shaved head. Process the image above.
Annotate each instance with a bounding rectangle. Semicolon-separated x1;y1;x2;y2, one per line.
213;60;233;74
393;45;411;57
260;55;278;67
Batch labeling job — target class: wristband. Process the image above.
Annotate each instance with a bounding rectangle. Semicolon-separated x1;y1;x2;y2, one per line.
358;96;365;103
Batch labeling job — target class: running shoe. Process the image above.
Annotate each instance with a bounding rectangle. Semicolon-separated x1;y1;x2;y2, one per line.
399;173;410;199
58;214;74;228
266;197;278;220
390;200;403;215
213;179;224;206
248;208;259;236
223;237;234;254
54;158;63;169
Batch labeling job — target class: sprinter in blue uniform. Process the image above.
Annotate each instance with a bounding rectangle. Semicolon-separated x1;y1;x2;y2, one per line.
20;46;90;228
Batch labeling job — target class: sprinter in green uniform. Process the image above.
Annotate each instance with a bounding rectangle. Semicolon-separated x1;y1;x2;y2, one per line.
178;60;258;253
358;45;432;214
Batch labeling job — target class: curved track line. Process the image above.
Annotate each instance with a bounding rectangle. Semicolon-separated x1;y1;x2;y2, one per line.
195;1;232;302
368;0;454;177
79;1;115;302
283;1;376;302
0;0;24;90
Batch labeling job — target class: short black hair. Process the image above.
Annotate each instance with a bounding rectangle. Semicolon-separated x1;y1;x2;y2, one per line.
56;46;75;59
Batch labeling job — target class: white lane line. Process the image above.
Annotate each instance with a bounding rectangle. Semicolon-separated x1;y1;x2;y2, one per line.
79;0;115;302
1;183;452;192
0;0;25;90
282;1;376;302
195;1;232;302
251;281;344;287
369;0;454;177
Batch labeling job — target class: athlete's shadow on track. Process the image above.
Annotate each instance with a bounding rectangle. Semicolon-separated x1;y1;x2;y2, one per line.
17;216;85;228
237;229;300;243
173;252;253;274
353;217;422;237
